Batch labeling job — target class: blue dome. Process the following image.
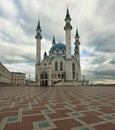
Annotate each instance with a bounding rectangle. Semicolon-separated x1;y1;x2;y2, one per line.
49;43;66;52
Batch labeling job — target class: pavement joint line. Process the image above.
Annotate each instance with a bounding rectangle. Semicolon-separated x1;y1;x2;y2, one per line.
0;117;7;130
71;125;96;130
18;108;22;121
90;120;109;127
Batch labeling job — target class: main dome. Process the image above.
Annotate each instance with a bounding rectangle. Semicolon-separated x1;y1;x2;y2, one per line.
49;43;66;53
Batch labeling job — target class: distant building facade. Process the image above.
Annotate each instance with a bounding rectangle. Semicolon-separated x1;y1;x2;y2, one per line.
11;72;26;86
35;8;81;86
0;62;11;86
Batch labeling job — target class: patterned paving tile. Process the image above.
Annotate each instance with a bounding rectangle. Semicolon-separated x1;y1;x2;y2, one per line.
94;123;115;130
42;109;56;115
6;116;18;122
79;116;104;124
48;108;72;119
52;118;82;130
102;115;114;120
72;126;95;130
38;121;51;128
67;111;84;118
0;86;115;130
33;120;56;129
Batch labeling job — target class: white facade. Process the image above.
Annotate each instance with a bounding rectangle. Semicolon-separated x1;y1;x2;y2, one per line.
35;8;81;86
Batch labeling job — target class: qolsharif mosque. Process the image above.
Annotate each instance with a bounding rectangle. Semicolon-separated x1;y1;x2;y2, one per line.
35;8;81;86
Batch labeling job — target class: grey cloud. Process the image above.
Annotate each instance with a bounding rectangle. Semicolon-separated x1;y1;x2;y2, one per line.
87;33;115;53
91;56;106;65
91;69;115;80
109;60;115;65
82;68;115;81
2;54;35;64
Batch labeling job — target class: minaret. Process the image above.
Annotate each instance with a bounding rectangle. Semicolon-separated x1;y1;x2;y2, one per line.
64;8;73;81
74;29;81;81
52;35;56;45
74;28;80;62
35;20;42;84
35;20;42;65
64;7;72;59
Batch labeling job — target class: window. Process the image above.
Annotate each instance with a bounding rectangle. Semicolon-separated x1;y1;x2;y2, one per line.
72;63;75;71
55;61;58;71
60;61;63;71
62;74;64;79
72;63;75;79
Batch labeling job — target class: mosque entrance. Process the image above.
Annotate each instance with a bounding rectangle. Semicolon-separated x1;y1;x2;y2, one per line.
40;71;48;86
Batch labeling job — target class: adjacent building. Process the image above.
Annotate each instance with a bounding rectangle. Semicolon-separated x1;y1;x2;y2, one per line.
11;72;26;86
35;8;81;86
0;62;11;86
0;63;26;86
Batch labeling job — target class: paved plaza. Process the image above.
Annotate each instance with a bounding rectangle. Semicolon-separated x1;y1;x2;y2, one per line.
0;86;115;130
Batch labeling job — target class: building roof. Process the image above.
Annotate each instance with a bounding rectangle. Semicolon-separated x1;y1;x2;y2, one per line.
49;43;66;53
11;72;26;75
0;62;11;73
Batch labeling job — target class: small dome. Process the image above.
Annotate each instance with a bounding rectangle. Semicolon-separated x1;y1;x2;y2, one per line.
49;43;66;53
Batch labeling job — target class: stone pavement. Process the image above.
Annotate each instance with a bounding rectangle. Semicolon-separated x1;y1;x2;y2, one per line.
0;86;115;130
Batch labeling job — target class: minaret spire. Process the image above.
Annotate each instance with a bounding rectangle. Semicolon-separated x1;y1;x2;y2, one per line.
37;19;41;31
75;28;79;38
52;35;56;45
65;7;71;21
66;7;70;18
74;28;80;60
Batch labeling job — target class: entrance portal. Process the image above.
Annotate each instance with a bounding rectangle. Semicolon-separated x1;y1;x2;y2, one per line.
40;72;48;86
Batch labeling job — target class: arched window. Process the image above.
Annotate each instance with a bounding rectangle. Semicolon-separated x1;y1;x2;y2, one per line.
72;63;75;79
55;61;58;71
60;61;63;71
57;49;59;54
72;63;75;71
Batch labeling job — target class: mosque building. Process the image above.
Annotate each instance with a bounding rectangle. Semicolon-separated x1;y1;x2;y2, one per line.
35;8;81;86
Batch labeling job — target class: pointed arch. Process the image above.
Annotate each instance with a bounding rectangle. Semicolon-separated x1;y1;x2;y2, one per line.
60;61;63;71
55;61;58;71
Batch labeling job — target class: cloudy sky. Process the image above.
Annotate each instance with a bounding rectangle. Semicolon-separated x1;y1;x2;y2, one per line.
0;0;115;84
